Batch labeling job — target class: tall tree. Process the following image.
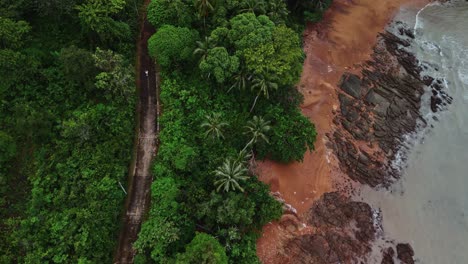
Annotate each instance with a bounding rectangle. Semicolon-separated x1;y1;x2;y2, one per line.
243;116;271;150
249;76;278;112
194;0;215;30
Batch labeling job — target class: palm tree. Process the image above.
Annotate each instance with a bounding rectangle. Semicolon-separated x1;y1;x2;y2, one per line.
240;0;266;14
314;0;332;11
249;75;278;112
242;116;271;151
214;158;249;192
236;149;252;164
193;36;215;62
195;0;215;30
201;112;228;139
228;68;251;93
266;0;289;24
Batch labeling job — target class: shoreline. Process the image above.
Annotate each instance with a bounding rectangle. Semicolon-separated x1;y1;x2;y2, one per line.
256;0;432;263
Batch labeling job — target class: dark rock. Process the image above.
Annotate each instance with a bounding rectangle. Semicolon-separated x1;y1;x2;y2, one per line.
397;243;415;264
345;108;360;122
339;93;353;116
365;89;389;106
422;75;434;86
280;193;378;263
431;95;442;112
381;247;395;264
282;235;340;264
358;153;370;165
339;73;363;98
398;27;415;39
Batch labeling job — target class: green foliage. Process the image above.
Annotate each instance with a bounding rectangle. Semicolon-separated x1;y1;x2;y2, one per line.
93;48;136;103
135;177;194;263
201;112;229;139
147;0;193;28
0;1;140;262
137;0;321;261
148;25;199;68
241;23;303;87
243;116;271;150
58;45;97;88
199;47;239;83
18;103;134;263
176;233;228;264
213;159;249;192
288;0;333;23
0;131;16;164
228;13;274;51
0;17;30;49
76;0;131;42
0;131;16;207
195;0;216;19
35;0;78;17
257;105;317;163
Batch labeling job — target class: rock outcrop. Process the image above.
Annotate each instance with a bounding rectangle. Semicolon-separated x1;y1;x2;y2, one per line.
330;23;452;187
278;193;376;263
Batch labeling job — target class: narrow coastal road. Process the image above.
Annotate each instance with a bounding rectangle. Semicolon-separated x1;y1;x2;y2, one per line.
114;14;159;264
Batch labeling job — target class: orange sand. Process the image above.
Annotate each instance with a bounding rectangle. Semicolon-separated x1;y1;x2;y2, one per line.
256;0;430;263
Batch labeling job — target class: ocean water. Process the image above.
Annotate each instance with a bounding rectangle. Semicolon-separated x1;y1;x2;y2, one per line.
360;1;468;263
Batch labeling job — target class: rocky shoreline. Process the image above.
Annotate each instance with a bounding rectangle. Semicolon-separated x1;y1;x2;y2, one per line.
330;21;452;188
271;20;452;264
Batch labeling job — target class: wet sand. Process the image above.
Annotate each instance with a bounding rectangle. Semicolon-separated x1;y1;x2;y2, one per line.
256;0;429;262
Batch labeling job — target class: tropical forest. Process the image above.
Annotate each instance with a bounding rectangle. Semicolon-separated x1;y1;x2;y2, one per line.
0;0;332;263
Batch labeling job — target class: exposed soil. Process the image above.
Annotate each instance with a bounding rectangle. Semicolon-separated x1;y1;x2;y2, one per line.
256;0;433;263
114;11;159;264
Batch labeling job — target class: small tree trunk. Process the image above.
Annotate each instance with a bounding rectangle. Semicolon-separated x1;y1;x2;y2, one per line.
249;91;261;113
